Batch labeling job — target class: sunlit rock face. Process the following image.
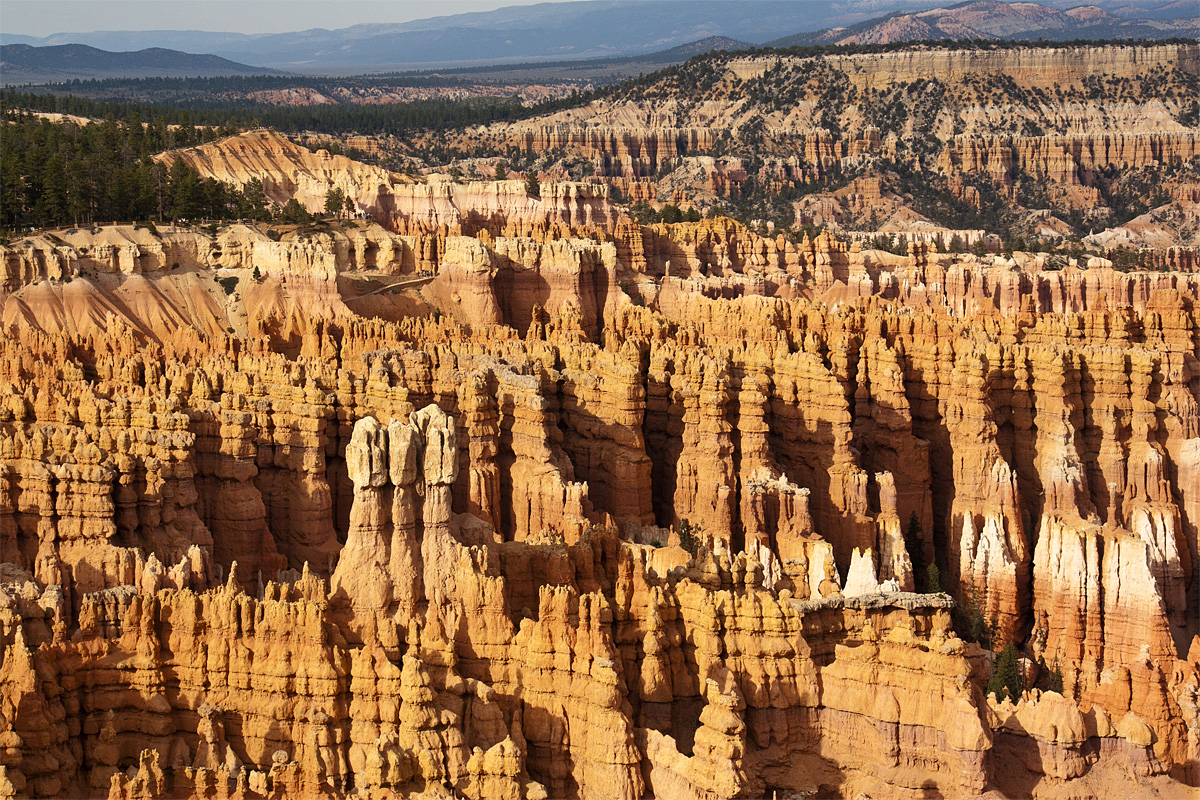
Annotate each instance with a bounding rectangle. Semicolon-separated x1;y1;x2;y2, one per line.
1;118;1198;799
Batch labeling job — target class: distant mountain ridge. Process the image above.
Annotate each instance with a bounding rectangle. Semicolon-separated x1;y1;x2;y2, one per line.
768;0;1199;46
1;2;843;72
2;0;1195;74
0;43;283;83
641;36;754;62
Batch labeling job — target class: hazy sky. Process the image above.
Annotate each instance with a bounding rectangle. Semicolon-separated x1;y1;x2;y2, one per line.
2;0;589;36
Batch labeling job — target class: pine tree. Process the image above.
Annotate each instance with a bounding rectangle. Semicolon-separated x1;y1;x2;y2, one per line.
986;642;1022;702
525;172;540;198
1048;658;1064;693
151;160;170;222
904;512;926;590
67;158;94;225
278;199;310;224
925;563;942;594
324;187;346;218
955;578;994;647
38;155;68;226
494;162;508;180
168;158;202;220
239;178;269;220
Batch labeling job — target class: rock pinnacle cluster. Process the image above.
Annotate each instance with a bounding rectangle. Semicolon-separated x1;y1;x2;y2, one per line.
0;123;1197;800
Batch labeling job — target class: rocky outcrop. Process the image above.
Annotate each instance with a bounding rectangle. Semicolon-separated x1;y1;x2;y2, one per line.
940;131;1200;187
823;42;1198;91
510;126;717;179
161;129;407;215
162;131;621;239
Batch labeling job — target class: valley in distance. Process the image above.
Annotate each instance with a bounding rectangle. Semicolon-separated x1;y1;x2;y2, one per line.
0;1;1198;799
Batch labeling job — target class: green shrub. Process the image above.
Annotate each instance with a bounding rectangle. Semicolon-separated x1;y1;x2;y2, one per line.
678;519;699;557
278;199;310;224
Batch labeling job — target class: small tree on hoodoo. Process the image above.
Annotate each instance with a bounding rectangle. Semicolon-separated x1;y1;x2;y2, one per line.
904;512;926;590
677;519;699;557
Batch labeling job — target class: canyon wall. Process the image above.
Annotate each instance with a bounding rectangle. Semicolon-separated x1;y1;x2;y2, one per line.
940;131;1200;187
478;42;1200;241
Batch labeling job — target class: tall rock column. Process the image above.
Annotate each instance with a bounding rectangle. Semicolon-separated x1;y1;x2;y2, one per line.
331;416;394;639
875;472;915;591
1121;354;1189;644
331;405;457;628
456;371;502;535
1030;516;1105;692
388;418;424;618
946;349;1028;644
412;404;460;609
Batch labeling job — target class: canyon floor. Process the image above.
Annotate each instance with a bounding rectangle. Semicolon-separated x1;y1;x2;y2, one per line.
1;39;1199;800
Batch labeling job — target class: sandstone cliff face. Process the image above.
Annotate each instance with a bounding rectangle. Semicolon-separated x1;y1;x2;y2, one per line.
161;130;407;215
162;131;622;240
474;42;1197;251
510;126;717;179
939;131;1200;187
0;210;1197;799
821;42;1198;91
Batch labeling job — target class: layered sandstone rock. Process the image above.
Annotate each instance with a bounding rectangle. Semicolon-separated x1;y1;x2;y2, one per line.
1;197;1198;800
161;131;621;240
939;131;1200;187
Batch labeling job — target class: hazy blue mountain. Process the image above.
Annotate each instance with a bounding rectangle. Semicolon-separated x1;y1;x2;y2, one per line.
26;30;262;52
0;1;874;71
203;1;842;70
0;34;41;46
5;0;1196;74
0;43;283;83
